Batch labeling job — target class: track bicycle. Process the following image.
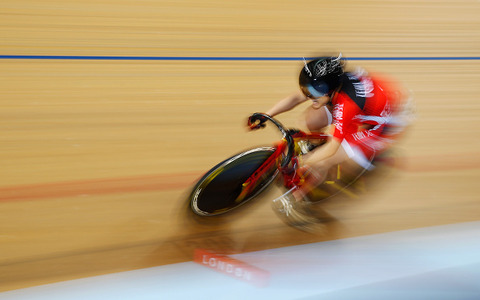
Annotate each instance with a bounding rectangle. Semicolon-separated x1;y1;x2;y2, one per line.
188;113;369;217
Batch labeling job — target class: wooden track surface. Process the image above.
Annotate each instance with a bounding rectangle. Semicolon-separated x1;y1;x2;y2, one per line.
1;0;479;291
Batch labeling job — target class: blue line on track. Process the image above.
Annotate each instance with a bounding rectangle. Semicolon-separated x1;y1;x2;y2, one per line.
0;55;479;61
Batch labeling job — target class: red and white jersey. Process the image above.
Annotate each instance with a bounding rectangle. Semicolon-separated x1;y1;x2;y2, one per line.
330;71;406;168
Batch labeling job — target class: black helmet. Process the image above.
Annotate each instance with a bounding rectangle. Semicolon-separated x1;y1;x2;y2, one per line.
299;54;344;98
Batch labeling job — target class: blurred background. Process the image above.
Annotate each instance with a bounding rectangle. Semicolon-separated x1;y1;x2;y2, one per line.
0;0;479;296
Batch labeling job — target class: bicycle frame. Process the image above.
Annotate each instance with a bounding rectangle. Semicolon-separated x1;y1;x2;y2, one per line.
235;113;330;203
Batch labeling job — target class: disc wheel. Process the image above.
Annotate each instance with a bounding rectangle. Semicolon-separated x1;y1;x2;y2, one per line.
189;147;278;216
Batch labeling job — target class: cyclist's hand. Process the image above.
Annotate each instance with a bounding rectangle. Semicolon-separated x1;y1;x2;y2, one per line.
247;113;269;130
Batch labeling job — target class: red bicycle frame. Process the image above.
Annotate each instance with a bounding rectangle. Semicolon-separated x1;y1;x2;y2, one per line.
235;113;330;203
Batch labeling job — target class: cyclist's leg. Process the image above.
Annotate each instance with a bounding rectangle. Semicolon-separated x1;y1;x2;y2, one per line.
299;104;332;132
293;143;350;201
341;139;376;171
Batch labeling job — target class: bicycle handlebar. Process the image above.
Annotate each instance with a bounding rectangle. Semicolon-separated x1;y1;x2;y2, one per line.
249;112;295;168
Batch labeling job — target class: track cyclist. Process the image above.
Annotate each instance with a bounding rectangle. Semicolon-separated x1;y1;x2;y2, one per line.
248;53;412;205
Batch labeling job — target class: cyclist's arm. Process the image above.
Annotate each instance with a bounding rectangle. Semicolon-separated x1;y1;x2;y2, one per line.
266;91;308;117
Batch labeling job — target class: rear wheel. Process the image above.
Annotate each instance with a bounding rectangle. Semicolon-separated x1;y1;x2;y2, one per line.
189;147;279;216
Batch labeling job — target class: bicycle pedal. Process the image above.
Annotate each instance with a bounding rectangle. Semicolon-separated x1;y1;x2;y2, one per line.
272;188;296;216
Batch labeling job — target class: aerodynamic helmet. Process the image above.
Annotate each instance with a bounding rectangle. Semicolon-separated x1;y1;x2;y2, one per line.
299;54;344;98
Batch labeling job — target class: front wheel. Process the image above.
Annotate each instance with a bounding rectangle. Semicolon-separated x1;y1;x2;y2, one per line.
189;147;279;216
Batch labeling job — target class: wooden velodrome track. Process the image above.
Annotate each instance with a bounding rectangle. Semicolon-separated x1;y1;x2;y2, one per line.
1;0;479;292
